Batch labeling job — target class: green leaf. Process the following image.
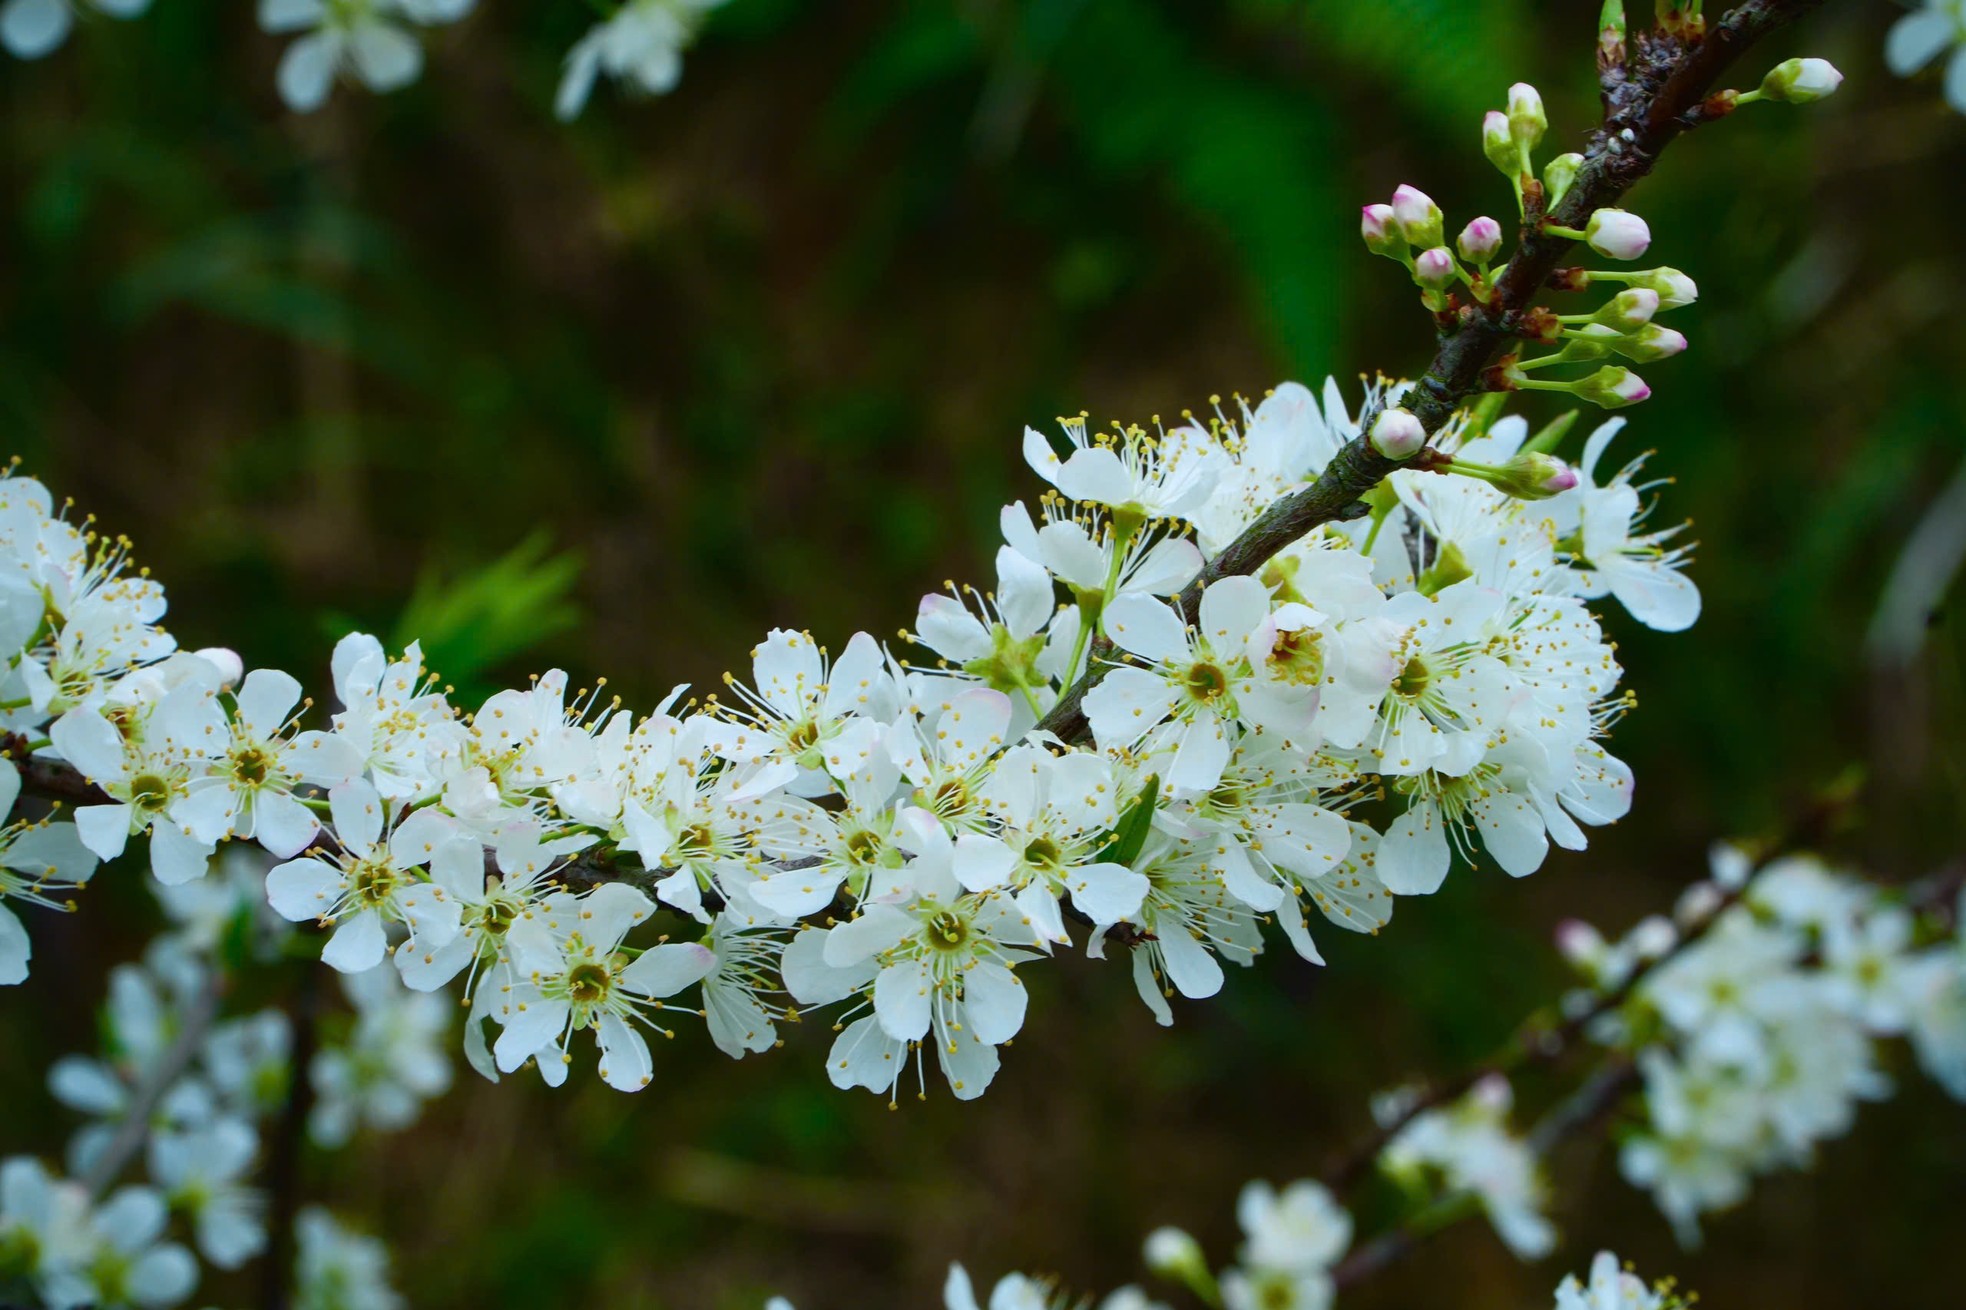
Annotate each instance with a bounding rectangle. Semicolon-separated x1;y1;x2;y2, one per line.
1097;772;1160;867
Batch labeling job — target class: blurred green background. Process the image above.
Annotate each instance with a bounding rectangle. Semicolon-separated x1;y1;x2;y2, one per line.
3;1;1964;1306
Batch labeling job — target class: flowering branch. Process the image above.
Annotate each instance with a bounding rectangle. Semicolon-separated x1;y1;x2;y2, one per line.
1035;0;1826;747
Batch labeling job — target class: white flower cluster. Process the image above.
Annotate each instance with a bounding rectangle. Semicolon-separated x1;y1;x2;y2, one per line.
1560;846;1966;1245
1376;1073;1553;1260
0;379;1696;1102
2;858;429;1307
800;1176;1681;1310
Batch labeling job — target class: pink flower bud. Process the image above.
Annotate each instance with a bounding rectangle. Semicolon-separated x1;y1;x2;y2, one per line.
1583;208;1651;260
1573;364;1651;409
1369;407;1427;460
1413;246;1457;289
1390;184;1443;248
1457;216;1503;263
1618;324;1687;362
1482;111;1515;174
1360;203;1402;256
1507;82;1546;150
1493;452;1577;500
1555;919;1606;967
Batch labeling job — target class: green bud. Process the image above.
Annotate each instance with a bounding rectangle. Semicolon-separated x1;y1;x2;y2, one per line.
1543;153;1584;209
1756;57;1843;104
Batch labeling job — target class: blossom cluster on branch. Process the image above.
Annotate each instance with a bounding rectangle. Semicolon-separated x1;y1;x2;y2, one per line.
0;356;1701;1107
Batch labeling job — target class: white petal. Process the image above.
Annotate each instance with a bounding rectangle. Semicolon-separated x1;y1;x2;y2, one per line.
348;19;422;92
234;668;302;737
1376;805;1451;895
0;0;72;59
149;823;215;886
253;790;320;859
1197;575;1270;647
1156;926;1223;999
1886;10;1955;75
594;1012;653;1092
276;31;341;113
873;957;933;1042
618;941;715;998
264;857;341;922
1064;861;1149;923
961;961;1026;1044
0;904;29;985
319;909;386;974
1081;667;1177;750
1102;593;1189;664
1470;793;1549;877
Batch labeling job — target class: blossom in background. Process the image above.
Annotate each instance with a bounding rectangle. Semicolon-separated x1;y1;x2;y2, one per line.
0;0;148;61
1552;1251;1677;1310
258;0;476;114
309;965;454;1146
1379;1075;1554;1260
294;1208;402;1310
1887;1;1966;113
556;0;731;121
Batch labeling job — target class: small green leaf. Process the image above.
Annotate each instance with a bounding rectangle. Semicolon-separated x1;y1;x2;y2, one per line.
1097;773;1160;867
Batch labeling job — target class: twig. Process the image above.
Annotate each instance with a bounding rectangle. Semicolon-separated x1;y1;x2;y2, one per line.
1329;1055;1641;1289
77;971;222;1198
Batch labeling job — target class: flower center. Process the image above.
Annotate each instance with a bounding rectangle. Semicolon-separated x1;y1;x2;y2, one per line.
924;909;970;952
230;746;272;786
1183;661;1229;702
1266;627;1325;686
843;828;880;866
1392;655;1432;699
1023;836;1062;871
348;859;400;909
130;772;172;813
567;961;613;1004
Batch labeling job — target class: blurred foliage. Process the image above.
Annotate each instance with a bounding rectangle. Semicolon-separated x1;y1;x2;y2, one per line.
1;1;1963;1307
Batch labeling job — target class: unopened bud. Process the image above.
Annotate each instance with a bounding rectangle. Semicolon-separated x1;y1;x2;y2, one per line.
1592;287;1660;331
1572;364;1651;408
1640;267;1698;309
1507;82;1546;151
1457;216;1503;264
1492;451;1579;500
1757;57;1843;104
1482;111;1516;175
1370;407;1427;460
1583;208;1650;260
1391;184;1444;248
1615;323;1687;362
1413;246;1457;289
1543;153;1584;208
1144;1226;1214;1302
1361;203;1403;257
1557;324;1620;361
194;646;244;688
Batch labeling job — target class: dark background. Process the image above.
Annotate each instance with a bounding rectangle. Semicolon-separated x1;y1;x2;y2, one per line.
3;1;1963;1306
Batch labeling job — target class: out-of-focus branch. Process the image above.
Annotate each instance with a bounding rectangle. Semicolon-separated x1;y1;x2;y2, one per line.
76;972;223;1198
